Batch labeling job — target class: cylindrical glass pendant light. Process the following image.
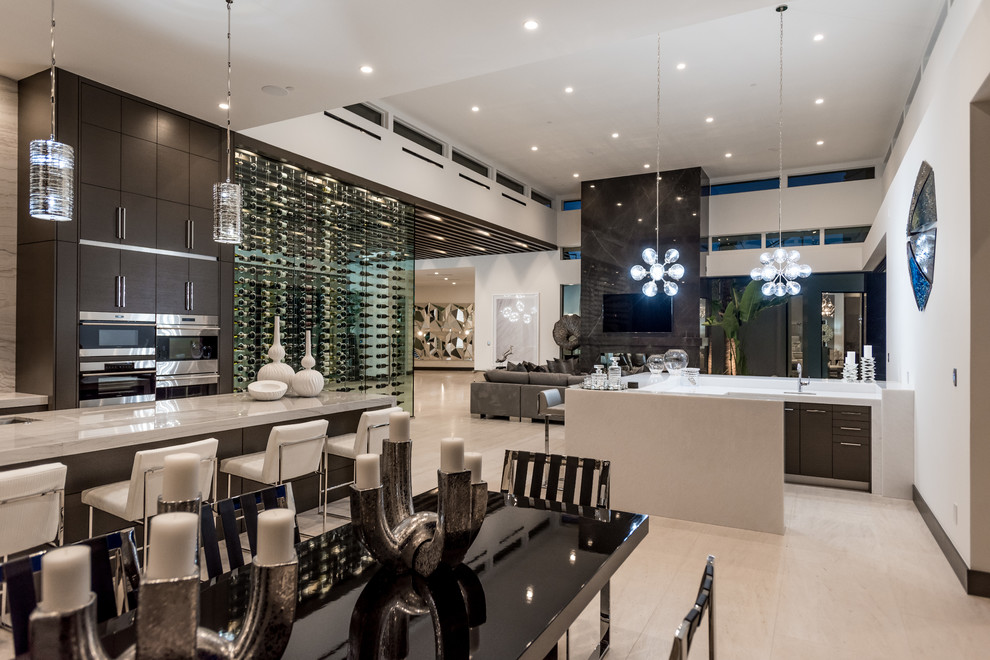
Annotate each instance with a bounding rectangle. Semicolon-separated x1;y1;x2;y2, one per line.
29;0;75;222
213;0;242;244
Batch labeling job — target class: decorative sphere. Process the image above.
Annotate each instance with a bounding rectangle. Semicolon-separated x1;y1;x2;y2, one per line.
773;248;787;263
663;349;689;373
762;281;775;296
787;249;801;262
784;263;801;280
760;252;772;265
786;280;801;295
664;248;680;263
751;267;763;280
257;361;295;392
799;264;812;277
774;282;787;297
630;265;647;281
667;263;685;280
642;280;658;297
663;280;679;296
642;248;659;265
649;263;665;280
762;265;776;281
516;301;525;312
646;354;665;374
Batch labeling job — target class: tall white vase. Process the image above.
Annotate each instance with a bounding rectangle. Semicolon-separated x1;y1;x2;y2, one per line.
257;315;295;392
291;330;325;397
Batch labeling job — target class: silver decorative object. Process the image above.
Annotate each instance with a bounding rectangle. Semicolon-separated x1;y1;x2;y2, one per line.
134;574;200;659
28;594;110;660
213;0;241;244
350;436;487;577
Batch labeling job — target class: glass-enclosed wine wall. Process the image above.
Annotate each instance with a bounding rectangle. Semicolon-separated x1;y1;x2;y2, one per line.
233;148;414;410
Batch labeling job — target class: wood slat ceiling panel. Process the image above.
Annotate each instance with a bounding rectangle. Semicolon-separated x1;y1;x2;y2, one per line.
413;209;557;260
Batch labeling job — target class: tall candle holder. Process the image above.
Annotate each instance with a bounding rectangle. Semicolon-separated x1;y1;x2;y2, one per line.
28;594;111;660
860;356;876;383
842;359;858;383
350;436;487;577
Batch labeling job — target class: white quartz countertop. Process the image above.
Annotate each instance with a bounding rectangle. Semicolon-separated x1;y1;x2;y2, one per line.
0;392;49;409
615;372;885;405
0;391;394;467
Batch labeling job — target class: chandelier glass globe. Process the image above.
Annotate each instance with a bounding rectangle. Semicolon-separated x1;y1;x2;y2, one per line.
750;247;810;297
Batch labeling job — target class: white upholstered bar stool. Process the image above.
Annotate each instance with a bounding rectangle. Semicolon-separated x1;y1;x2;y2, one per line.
323;406;402;522
80;438;218;557
0;462;67;626
218;419;328;527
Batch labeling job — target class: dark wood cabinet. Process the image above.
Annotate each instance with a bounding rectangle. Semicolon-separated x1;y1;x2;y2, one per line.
156;255;219;316
79;123;121;190
785;401;872;489
156;202;217;258
120;135;157;197
79;184;156;248
79;245;155;314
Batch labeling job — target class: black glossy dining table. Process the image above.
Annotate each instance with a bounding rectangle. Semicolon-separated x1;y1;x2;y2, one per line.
101;491;649;659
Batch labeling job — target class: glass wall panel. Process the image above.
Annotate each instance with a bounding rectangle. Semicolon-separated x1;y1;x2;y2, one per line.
233;149;414;410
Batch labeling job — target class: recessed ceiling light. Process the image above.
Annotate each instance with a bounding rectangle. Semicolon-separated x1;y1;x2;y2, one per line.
815;98;824;104
590;184;595;188
531;146;538;151
616;202;622;207
725;153;733;158
471;106;480;112
644;163;650;169
813;33;824;41
676;63;686;70
360;65;374;74
434;272;438;275
638;218;643;222
564;86;574;94
816;140;825;146
676;196;683;201
261;85;289;97
218;103;229;110
705;116;714;123
692;212;698;217
444;277;448;281
452;282;456;285
523;19;539;30
477;229;491;237
611;132;619;138
573;173;579;178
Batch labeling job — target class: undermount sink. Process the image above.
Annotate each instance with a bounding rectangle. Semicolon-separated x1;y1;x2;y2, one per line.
0;416;39;425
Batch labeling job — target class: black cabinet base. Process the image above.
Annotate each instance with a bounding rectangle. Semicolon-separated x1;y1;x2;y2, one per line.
785;473;871;493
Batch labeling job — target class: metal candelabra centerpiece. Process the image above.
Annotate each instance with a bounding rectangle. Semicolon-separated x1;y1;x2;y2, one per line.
350;431;487;577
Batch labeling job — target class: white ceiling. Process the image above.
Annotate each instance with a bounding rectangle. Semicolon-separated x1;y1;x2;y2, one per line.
415;267;475;290
0;1;943;198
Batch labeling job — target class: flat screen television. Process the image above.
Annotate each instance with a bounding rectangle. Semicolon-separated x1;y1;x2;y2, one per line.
602;293;673;333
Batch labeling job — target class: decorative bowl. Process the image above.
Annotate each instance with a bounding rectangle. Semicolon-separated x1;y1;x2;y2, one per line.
247;380;288;401
646;354;665;375
663;349;689;374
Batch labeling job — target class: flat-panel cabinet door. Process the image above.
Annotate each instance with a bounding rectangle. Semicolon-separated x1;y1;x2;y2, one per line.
156;255;189;314
119;193;157;248
78;245;121;313
78;184;121;244
188;207;218;257
119;250;157;313
121;135;157;198
832;440;870;482
79;123;121;190
188;259;219;315
784;404;800;475
799;406;833;478
156;200;190;253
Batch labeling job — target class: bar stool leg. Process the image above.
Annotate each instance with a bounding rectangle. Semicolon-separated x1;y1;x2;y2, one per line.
544;414;551;454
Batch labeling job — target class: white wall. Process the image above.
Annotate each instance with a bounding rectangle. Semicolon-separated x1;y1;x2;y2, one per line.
242;112;558;245
866;0;990;568
414;282;474;306
0;76;16;392
417;251;580;370
557;209;580;247
705;243;866;278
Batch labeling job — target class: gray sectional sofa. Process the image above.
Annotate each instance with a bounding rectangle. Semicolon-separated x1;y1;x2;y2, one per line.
470;370;584;421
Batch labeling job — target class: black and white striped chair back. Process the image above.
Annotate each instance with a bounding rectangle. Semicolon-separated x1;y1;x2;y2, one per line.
500;450;610;510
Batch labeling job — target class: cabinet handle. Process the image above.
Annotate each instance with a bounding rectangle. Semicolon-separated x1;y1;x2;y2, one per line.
189;220;194;250
806;409;827;414
114;276;120;308
121;275;126;308
189;281;194;310
185;220;191;250
839;426;862;431
184;282;189;311
784;407;794;411
121;207;127;240
115;208;123;239
840;442;862;447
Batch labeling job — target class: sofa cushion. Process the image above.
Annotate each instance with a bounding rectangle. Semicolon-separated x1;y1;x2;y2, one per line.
561;357;579;374
506;361;527;372
566;375;585;386
546;359;562;373
485;370;530;384
528;372;571;386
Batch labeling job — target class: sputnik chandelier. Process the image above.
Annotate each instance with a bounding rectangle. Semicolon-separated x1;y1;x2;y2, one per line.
630;34;683;297
750;5;811;297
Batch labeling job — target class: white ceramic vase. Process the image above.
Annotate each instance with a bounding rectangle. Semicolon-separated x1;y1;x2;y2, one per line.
257;315;295;392
291;330;325;397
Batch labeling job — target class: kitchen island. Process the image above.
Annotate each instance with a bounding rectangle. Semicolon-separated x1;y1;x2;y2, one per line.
0;391;395;540
565;373;913;534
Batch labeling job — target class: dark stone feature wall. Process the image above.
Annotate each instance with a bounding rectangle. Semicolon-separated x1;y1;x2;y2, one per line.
579;167;708;373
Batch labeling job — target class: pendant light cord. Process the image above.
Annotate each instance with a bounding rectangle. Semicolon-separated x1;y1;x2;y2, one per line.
655;33;661;254
48;0;57;140
225;0;233;184
776;5;786;245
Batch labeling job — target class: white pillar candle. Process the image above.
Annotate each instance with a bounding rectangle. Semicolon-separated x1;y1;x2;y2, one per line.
846;351;856;364
255;509;296;565
355;453;381;489
441;437;465;473
162;452;200;502
863;345;873;359
389;411;411;442
145;512;199;580
465;452;483;484
40;546;91;613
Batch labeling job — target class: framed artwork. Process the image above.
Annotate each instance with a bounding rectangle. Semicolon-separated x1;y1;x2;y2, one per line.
907;160;937;311
493;294;539;365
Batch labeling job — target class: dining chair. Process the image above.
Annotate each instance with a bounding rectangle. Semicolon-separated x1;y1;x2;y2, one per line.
219;419;327;529
80;438;218;560
0;527;141;657
537;389;565;454
500;450;611;659
200;483;299;580
0;462;67;634
669;555;716;660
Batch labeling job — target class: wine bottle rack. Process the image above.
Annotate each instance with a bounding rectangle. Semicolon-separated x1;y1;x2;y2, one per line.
233;149;415;410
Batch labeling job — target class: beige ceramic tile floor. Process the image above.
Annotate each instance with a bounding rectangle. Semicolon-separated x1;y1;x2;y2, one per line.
6;370;990;659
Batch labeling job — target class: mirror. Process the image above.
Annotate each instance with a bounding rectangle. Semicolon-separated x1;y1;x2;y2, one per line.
821;292;865;378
